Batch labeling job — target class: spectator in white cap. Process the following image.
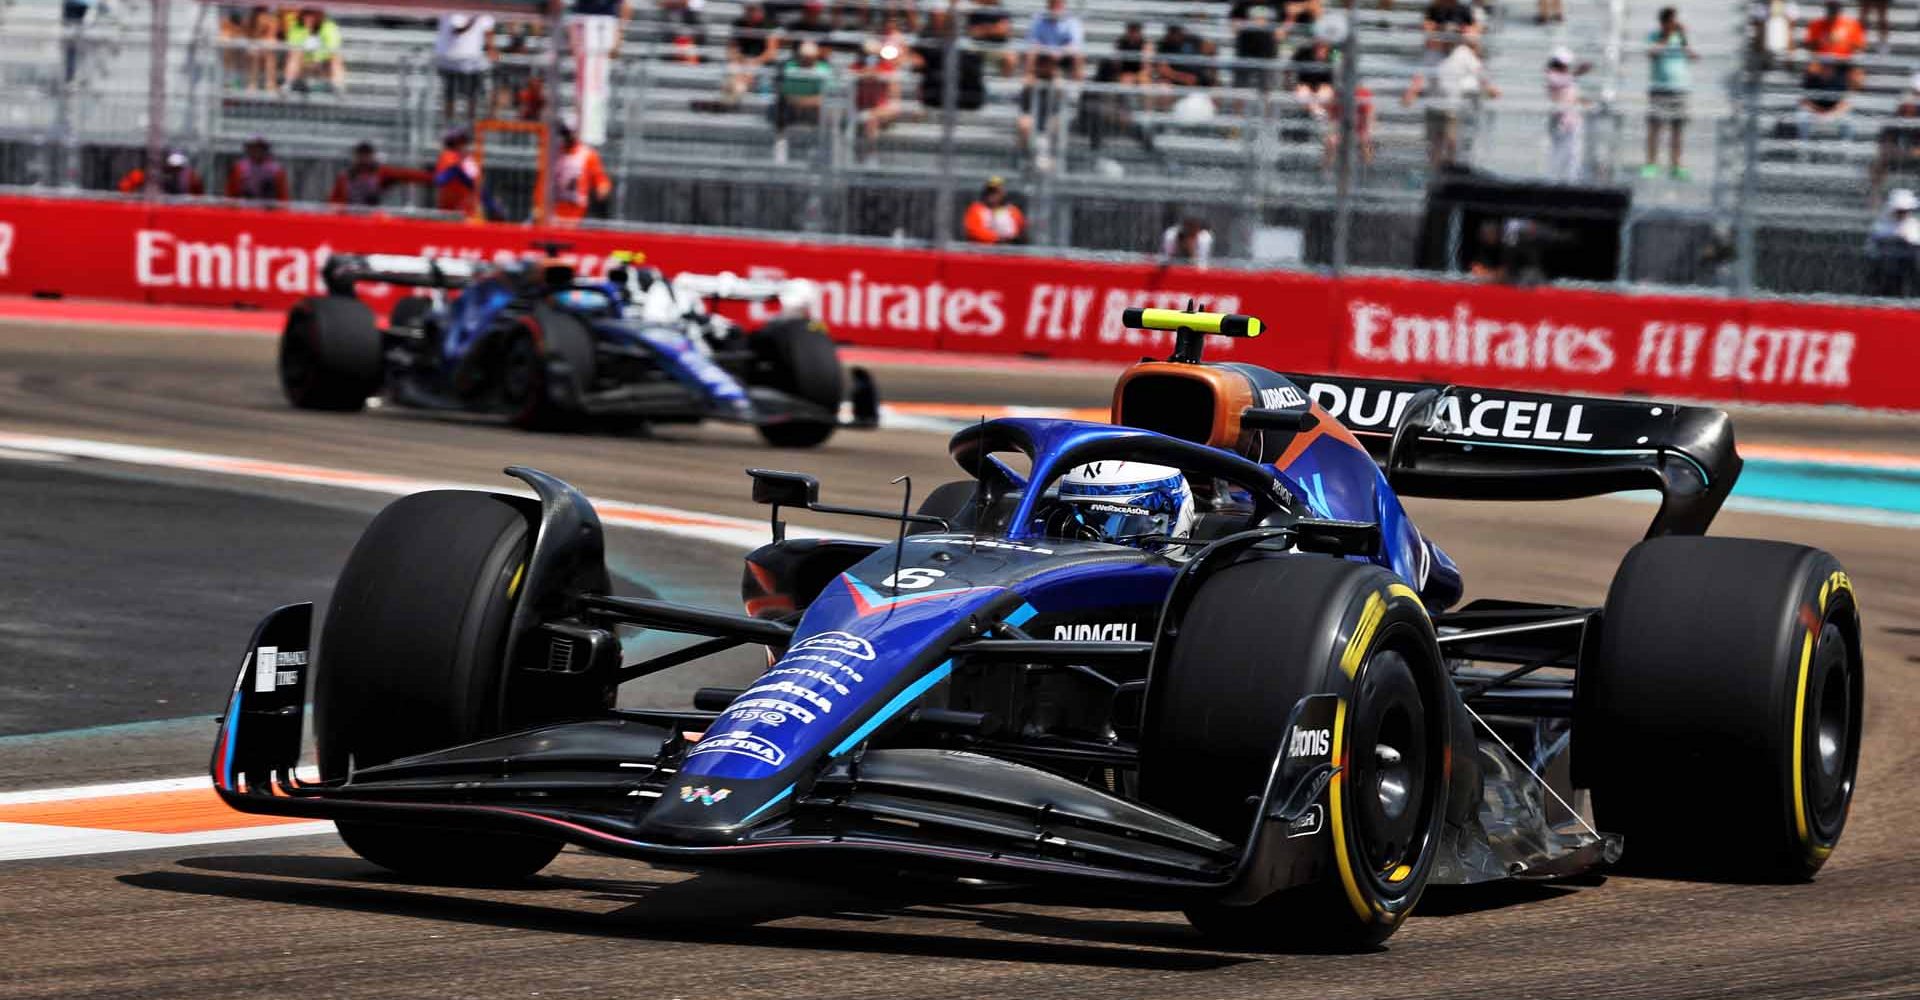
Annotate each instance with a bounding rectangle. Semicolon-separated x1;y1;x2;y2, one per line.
1544;45;1591;183
1867;187;1920;296
1871;73;1920;205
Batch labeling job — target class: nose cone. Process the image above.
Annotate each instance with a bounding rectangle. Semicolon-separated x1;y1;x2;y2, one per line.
639;776;791;842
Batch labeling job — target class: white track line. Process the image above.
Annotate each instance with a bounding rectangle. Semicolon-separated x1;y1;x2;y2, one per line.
0;821;336;863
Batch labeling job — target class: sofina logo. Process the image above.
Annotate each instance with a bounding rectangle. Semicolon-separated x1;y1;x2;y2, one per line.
790;631;877;661
686;731;788;767
680;785;731;805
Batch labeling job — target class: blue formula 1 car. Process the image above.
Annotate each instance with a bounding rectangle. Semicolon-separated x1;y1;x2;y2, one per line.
217;307;1863;950
277;250;877;447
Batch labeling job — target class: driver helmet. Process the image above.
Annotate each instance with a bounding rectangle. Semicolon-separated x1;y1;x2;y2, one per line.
1048;461;1195;549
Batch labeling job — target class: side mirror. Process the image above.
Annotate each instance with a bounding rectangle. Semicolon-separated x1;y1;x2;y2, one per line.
1240;406;1319;433
748;469;820;509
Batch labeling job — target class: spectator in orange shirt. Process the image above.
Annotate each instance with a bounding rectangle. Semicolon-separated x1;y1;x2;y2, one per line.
434;127;485;215
553;121;612;225
963;176;1025;243
329;141;433;207
226;136;290;201
1804;1;1866;62
117;150;206;196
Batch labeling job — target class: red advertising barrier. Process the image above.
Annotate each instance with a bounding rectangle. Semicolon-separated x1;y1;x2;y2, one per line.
2;194;1913;408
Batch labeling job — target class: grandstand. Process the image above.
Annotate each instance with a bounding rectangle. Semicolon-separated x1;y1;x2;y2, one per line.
0;0;1911;296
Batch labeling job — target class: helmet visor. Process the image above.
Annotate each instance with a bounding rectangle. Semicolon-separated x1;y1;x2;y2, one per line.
1055;495;1174;542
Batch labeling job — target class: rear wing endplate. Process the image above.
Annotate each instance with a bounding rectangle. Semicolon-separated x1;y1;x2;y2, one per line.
1283;373;1742;538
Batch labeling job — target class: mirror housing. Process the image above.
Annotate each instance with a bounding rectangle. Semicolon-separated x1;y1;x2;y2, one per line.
748;469;821;509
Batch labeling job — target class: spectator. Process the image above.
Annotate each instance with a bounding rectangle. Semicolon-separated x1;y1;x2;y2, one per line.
569;0;630;145
654;0;707;63
1861;0;1890;52
1544;47;1592;183
912;11;987;111
282;7;345;93
226;136;290;201
1112;21;1152;84
219;9;251;88
1871;75;1920;202
1326;82;1377;169
1161;217;1214;267
1025;0;1086;79
435;14;496;123
1795;58;1855;140
244;6;279;92
1866;188;1920;296
1644;7;1698;179
60;0;96;84
433;127;486;215
1156;21;1218;89
787;0;833;46
117;150;206;196
554;121;613;225
771;39;832;163
968;0;1017;76
1751;0;1799;60
1234;5;1286;96
1403;42;1499;169
1080;57;1158;155
964;176;1026;243
1804;0;1866;62
1291;26;1338;113
1018;52;1065;168
725;3;781;104
854;29;907;158
491;21;541;117
1423;0;1480;54
329;140;432;207
1535;0;1563;25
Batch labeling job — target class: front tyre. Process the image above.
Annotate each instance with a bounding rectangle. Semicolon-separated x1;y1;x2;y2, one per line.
314;489;563;883
1578;536;1863;880
1141;557;1449;951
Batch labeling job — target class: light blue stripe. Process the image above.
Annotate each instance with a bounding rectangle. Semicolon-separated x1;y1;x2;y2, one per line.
220;691;241;788
830;661;953;756
740;783;794;823
1005;603;1038;627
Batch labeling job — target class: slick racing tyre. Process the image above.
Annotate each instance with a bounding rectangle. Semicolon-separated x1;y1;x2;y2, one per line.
1141;557;1448;951
315;490;563;883
1578;536;1863;880
280;295;383;411
753;318;844;448
504;306;595;430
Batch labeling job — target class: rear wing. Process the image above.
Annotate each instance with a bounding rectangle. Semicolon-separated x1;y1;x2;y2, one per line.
670;272;792;303
322;254;482;294
1283;373;1742;538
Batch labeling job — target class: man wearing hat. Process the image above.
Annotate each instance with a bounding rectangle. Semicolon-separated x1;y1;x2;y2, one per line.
117;150;206;197
552;120;612;225
329;140;433;208
963;176;1025;244
226;136;289;202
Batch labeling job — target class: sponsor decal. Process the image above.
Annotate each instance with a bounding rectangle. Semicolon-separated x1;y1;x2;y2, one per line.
763;666;852;696
776;653;867;682
743;681;834;714
1052;623;1139;642
1084;502;1152;517
274;650;308;667
728;708;790;726
680;785;732;806
744;265;1010;338
908;537;1055;555
1346;299;1616;377
1309;383;1595;444
726;698;817;725
1260;385;1306;409
0;221;13;277
1286;803;1325;838
790;631;877;661
252;645;278;694
134;229;332;294
687;731;788;768
1288;725;1331;759
274;670;300;687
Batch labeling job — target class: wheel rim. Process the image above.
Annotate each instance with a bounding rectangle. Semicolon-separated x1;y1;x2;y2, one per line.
1348;648;1431;894
1805;620;1856;838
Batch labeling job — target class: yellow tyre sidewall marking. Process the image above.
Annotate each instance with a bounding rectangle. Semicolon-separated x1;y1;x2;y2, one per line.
1793;570;1852;860
1329;588;1402;924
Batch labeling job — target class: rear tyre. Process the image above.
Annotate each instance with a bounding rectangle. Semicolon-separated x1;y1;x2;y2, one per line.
1141;557;1448;951
1578;536;1862;880
753;319;844;448
280;295;383;411
314;490;563;883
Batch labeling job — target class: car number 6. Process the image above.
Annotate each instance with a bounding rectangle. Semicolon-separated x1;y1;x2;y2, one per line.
882;567;946;590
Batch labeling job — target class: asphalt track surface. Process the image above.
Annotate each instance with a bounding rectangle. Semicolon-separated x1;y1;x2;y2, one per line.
1;319;1918;998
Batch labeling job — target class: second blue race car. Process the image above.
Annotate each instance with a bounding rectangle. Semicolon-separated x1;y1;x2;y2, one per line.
277;249;877;447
